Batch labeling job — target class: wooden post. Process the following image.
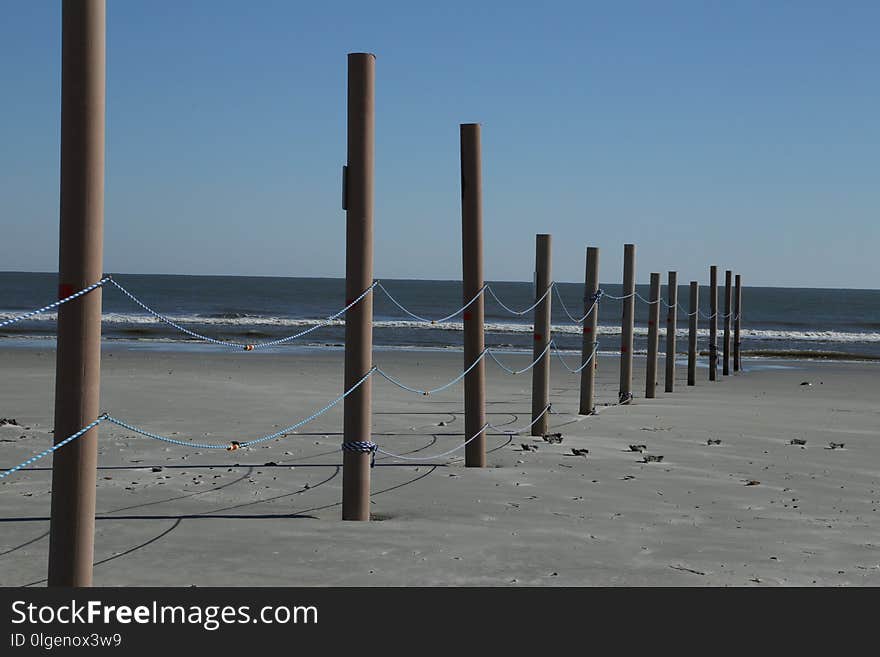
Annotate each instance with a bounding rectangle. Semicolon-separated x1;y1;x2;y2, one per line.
341;53;375;521
460;124;485;467
619;244;635;403
687;281;698;386
734;274;742;372
723;269;732;376
531;234;552;435
47;0;106;587
709;265;718;381
645;273;661;398
664;271;678;393
579;246;599;415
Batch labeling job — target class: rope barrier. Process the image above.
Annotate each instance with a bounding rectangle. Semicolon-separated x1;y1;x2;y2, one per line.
373;349;488;396
373;422;490;462
598;289;634;301
341;440;378;466
109;278;376;350
375;282;487;324
374;338;566;394
103;367;375;450
486;283;554;316
698;308;737;320
550;341;600;374
487;404;552;435
0;277;110;330
552;286;599;324
486;341;552;375
635;292;661;305
0;416;106;479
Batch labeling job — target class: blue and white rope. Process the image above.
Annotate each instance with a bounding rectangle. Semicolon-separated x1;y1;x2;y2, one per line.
486;283;554;317
599;289;635;301
250;283;377;350
486;404;552;435
0;415;106;479
374;422;490;461
110;278;376;350
341;440;378;466
552;286;599;324
486;342;552;375
635;292;661;305
551;340;600;374
376;282;487;324
101;368;376;451
373;349;488;396
0;277;110;330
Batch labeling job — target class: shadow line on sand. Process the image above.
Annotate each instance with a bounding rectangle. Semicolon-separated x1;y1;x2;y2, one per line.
0;530;50;558
21;518;184;587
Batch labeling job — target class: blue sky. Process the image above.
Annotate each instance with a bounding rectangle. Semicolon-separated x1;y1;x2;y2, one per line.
1;1;877;288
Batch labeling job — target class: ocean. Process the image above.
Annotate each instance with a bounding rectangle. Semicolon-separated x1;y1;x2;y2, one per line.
1;272;878;361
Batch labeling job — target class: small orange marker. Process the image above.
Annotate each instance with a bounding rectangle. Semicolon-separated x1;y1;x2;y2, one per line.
227;441;241;451
244;345;254;351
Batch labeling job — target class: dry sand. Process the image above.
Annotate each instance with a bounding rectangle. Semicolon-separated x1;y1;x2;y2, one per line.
1;345;878;586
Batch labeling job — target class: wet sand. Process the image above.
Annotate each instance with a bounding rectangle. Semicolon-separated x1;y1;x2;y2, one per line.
1;345;878;586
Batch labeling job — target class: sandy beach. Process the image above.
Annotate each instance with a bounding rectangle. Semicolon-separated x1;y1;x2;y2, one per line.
1;345;878;586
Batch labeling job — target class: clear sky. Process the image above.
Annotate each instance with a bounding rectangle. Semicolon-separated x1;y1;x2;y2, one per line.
1;1;877;288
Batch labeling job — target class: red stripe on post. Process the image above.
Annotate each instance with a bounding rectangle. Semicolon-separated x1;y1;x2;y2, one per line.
58;284;74;300
463;311;472;321
534;333;542;341
583;326;592;334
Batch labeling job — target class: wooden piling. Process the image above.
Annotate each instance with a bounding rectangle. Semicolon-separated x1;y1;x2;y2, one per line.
723;269;732;376
619;244;635;403
460;124;486;466
48;0;106;587
664;271;678;393
645;273;660;398
687;281;698;386
579;247;599;415
734;274;742;372
341;53;375;521
531;235;552;435
709;265;718;381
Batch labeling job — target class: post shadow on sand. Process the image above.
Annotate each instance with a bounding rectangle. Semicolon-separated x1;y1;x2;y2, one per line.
7;465;445;586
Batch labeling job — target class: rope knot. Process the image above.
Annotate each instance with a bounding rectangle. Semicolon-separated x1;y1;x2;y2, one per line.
342;440;378;467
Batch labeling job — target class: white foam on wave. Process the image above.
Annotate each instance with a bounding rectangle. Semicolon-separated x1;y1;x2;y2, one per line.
3;310;880;344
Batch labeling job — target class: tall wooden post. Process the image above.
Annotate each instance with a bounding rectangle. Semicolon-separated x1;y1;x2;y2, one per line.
734;274;742;372
341;53;375;521
687;281;698;386
531;234;552;435
723;269;732;376
664;271;678;393
619;244;636;403
579;246;599;415
460;124;485;467
709;265;718;381
645;273;661;399
47;0;106;587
